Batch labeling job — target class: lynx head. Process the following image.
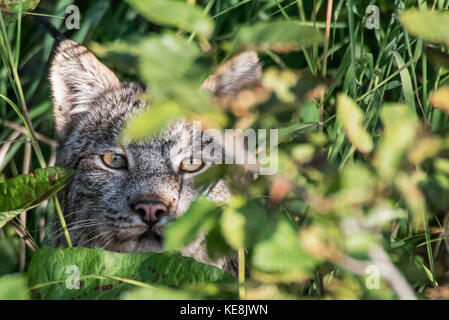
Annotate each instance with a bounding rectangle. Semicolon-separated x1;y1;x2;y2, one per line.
49;39;262;262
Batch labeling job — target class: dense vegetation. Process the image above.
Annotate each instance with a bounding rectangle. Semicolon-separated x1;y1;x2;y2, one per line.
1;0;449;300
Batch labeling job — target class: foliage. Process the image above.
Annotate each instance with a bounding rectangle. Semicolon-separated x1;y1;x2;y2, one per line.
1;0;449;300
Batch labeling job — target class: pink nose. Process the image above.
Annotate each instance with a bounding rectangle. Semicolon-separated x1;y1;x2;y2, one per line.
133;201;168;225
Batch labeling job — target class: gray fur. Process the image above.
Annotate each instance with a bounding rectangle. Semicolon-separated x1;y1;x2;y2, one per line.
49;40;261;275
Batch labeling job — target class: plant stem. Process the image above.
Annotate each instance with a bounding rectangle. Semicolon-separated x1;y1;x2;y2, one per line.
322;0;333;78
238;247;245;299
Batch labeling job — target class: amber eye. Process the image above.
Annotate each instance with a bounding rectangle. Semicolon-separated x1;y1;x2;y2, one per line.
102;152;127;169
179;157;204;173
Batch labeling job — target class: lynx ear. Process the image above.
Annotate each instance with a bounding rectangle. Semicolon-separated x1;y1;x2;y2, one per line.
201;51;262;97
50;39;120;139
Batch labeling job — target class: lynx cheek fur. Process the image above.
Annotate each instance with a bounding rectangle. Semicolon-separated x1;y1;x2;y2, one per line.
49;39;262;274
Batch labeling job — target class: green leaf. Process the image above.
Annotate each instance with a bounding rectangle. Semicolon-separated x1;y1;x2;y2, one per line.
0;274;29;300
373;104;419;181
395;173;427;231
252;218;318;277
126;0;213;37
164;197;219;250
399;9;449;45
220;198;267;250
121;101;185;143
430;86;449;114
336;94;373;154
139;33;201;85
0;0;40;25
334;163;374;208
392;52;416;111
234;20;323;52
27;247;234;300
220;206;245;250
122;285;195;300
0;237;19;276
0;167;76;228
137;33;209;109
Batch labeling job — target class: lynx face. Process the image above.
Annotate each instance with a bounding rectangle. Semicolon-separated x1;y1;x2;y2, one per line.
49;40;261;272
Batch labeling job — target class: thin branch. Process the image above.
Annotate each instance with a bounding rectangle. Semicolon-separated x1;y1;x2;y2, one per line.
0;118;57;147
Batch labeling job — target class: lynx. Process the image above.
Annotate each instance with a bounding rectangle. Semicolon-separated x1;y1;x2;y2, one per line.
49;39;262;275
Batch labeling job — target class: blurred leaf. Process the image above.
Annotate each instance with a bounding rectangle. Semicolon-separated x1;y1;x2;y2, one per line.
138;33;209;109
292;144;315;164
122;285;195;300
0;167;75;228
252;218;318;278
234;21;323;52
337;94;373;154
0;237;19;276
221;198;267;250
429;86;449;114
344;231;379;257
125;0;213;37
0;273;29;300
395;173;427;231
435;158;449;175
220;199;246;250
407;136;441;164
299;101;320;123
0;0;40;25
399;9;449;45
373;104;419;181
205;224;234;261
262;68;297;102
426;47;449;69
334;163;374;207
121;101;185;143
164;197;219;250
28;247;233;300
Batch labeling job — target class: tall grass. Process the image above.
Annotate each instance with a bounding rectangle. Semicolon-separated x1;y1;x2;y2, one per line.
0;0;449;300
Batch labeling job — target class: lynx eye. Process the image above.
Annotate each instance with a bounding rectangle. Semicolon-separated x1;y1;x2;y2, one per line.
179;158;204;173
102;152;127;169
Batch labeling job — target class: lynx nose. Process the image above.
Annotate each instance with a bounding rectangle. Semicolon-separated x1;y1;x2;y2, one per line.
133;200;168;225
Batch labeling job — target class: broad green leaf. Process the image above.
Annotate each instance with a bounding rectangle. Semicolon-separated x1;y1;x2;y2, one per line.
0;167;76;228
399;10;449;45
234;21;323;52
336;94;373;154
0;0;40;25
126;0;213;37
373;104;419;181
28;247;234;300
252;218;318;278
0;274;29;300
164;197;219;250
